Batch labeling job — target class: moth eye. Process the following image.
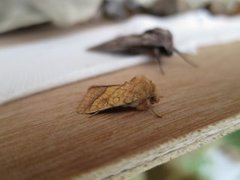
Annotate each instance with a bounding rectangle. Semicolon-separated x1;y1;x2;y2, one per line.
150;96;158;104
159;47;173;56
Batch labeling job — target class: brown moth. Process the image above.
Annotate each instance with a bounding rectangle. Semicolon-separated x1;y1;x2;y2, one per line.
77;76;161;117
89;28;197;74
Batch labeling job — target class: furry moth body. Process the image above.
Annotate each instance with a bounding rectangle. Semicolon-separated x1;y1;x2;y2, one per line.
77;76;160;116
90;28;173;55
89;28;197;73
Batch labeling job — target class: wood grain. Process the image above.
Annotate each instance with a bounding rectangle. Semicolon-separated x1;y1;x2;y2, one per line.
1;42;240;180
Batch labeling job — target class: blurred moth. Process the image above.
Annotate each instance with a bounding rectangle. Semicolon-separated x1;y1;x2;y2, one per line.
77;76;161;117
89;28;197;74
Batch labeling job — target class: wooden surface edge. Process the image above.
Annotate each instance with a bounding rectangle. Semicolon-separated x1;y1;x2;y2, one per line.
76;113;240;180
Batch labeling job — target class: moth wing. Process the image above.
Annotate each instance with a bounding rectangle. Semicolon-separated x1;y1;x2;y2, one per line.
89;35;148;52
78;76;154;114
106;77;154;108
77;86;109;114
89;31;172;53
78;85;126;114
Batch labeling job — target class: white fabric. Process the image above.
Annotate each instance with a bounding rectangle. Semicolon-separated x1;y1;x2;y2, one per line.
1;10;240;104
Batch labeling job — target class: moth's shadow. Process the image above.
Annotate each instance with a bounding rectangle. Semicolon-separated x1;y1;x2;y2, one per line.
95;106;137;115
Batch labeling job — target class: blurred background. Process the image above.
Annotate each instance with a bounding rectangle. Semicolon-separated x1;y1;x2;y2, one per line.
0;0;240;180
130;130;240;180
1;0;240;33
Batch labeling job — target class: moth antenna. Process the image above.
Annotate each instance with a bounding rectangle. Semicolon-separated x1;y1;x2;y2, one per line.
173;48;198;68
153;48;165;75
149;107;162;118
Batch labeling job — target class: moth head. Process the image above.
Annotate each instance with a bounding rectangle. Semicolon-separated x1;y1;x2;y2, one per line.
144;28;174;56
149;95;160;104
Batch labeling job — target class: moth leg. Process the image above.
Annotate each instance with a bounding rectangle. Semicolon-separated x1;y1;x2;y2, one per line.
149;107;162;118
136;99;150;110
153;48;165;75
136;99;161;118
173;48;198;68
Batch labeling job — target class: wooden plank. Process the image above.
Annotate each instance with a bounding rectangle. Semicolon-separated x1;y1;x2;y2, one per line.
0;42;240;180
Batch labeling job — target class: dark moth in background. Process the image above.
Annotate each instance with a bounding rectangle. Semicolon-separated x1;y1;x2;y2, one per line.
98;0;178;20
89;28;197;74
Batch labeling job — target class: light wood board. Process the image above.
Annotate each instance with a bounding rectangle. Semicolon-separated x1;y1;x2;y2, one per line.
1;42;240;180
